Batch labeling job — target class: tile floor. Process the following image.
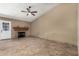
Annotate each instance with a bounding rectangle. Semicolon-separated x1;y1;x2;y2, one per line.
0;37;78;56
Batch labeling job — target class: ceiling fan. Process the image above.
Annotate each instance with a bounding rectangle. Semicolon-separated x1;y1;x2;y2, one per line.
21;6;37;16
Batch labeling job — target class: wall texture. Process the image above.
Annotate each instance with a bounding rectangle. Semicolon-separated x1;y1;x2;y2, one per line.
0;17;30;39
77;4;79;56
31;4;77;45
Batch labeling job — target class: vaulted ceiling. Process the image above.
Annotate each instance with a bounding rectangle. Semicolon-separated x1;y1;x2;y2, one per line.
0;3;59;22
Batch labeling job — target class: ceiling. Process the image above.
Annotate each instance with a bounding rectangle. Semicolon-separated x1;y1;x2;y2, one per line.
0;3;59;22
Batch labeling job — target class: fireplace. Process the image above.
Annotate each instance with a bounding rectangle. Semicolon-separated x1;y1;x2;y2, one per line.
18;32;26;38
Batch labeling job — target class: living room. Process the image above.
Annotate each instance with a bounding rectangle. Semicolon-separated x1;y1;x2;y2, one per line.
0;3;78;56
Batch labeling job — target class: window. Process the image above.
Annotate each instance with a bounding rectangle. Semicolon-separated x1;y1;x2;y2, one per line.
3;22;9;31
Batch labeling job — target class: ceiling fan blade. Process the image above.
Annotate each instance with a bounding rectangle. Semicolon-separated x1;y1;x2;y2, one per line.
31;13;35;16
26;8;30;12
21;10;27;12
27;13;29;16
31;11;37;13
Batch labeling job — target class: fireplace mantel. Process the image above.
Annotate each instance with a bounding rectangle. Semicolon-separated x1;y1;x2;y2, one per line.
13;26;29;31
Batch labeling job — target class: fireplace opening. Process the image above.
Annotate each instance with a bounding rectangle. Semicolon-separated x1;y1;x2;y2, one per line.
18;32;26;38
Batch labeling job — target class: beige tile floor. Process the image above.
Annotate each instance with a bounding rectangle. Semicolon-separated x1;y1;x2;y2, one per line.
0;37;78;56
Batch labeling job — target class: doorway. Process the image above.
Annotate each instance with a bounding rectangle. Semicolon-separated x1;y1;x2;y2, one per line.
0;20;11;40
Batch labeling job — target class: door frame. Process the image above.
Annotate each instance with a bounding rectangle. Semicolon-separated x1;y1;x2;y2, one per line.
0;20;11;40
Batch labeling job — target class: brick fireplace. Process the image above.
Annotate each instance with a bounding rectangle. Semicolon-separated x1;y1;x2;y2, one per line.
18;32;26;38
13;26;29;38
